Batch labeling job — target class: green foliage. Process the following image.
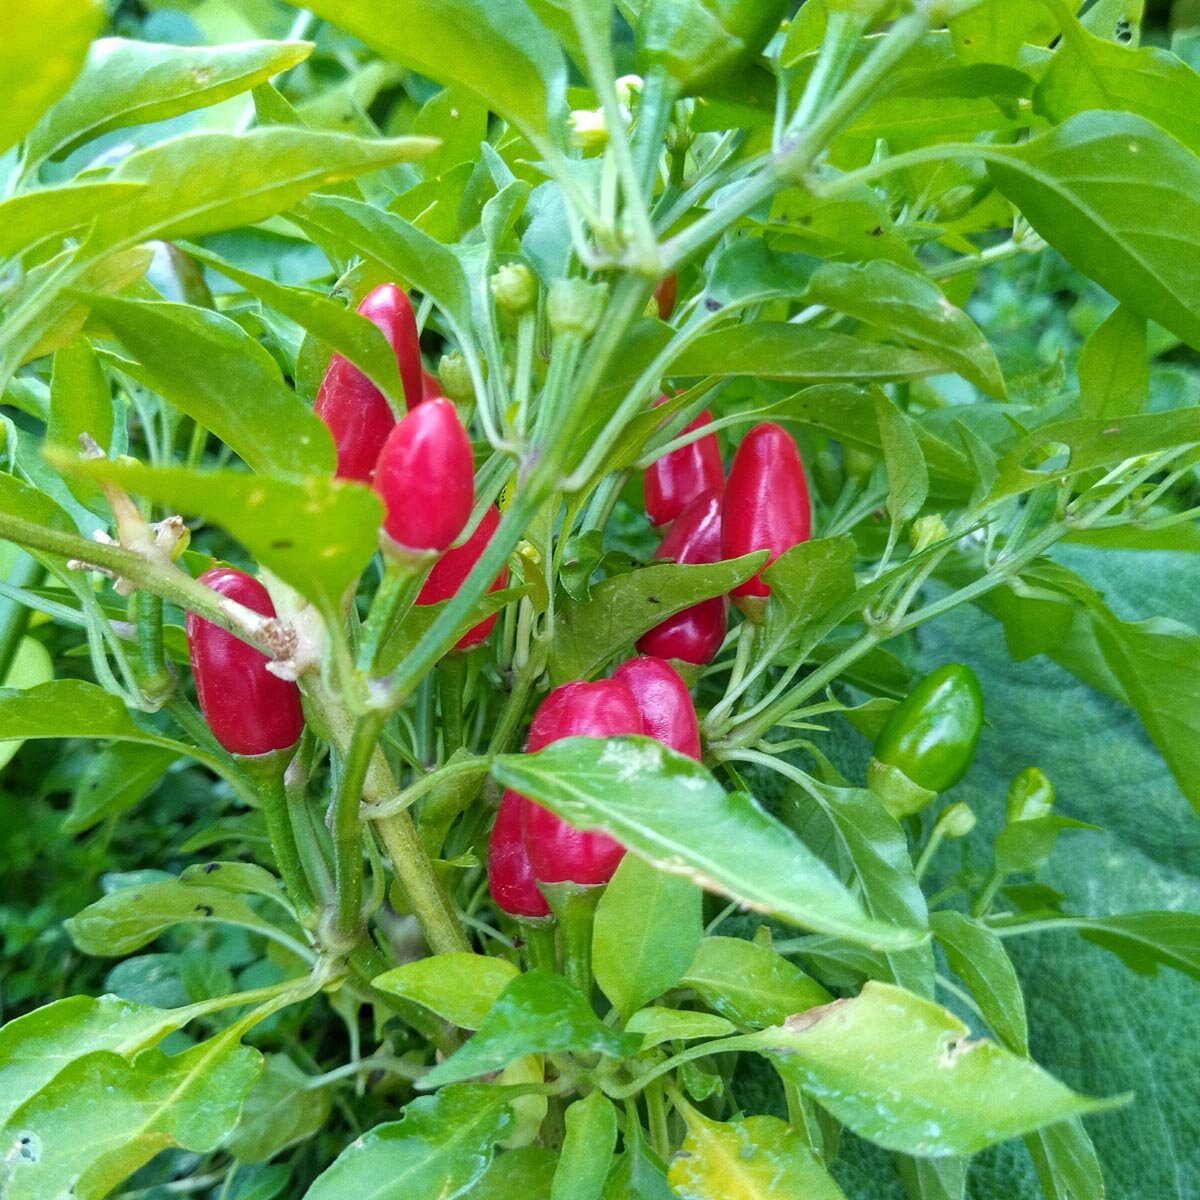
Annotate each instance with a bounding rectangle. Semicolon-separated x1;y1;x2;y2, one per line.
2;1;1200;1198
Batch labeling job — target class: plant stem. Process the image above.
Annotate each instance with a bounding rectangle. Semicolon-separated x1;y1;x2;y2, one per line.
242;751;318;925
0;550;44;683
330;710;385;940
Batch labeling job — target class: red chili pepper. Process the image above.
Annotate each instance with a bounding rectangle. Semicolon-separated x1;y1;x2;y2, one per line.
488;789;551;918
313;284;423;482
637;488;728;664
185;568;304;757
416;506;509;650
520;680;644;885
612;656;701;760
644;399;724;526
372;397;475;552
722;422;812;598
422;367;444;402
654;272;678;321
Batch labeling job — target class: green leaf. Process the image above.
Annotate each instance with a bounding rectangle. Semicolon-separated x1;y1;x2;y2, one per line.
874;392;929;528
673;323;948;384
54;455;381;612
84;297;334;477
23;37;312;167
593;854;703;1021
0;181;146;262
666;1109;847;1200
372;953;520;1029
306;1086;515;1200
185;245;405;411
986;408;1200;504
0;636;55;773
783;781;934;997
930;910;1028;1052
1025;1118;1106;1200
295;194;473;331
987;112;1200;351
65;877;301;957
948;0;1057;66
1093;610;1200;813
63;743;179;834
1;1033;261;1200
760;535;859;659
804;260;1006;398
994;815;1099;875
623;1008;737;1047
547;554;765;685
0;994;186;1128
495;737;923;948
379;588;527;674
48;337;112;512
1062;911;1200;981
760;980;1121;1156
0;680;195;756
679;936;831;1028
1077;304;1148;419
90;127;436;251
224;1054;332;1163
284;0;567;146
1035;25;1200;156
419;970;640;1089
552;1091;617;1200
465;1146;558;1197
0;0;102;155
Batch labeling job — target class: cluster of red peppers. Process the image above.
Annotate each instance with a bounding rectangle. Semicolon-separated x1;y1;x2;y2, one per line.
490;393;817;912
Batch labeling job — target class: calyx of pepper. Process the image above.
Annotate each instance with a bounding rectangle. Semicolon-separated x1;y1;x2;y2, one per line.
867;756;938;820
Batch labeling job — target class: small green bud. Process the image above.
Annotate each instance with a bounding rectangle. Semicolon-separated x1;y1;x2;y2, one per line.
548;278;608;339
438;350;475;403
812;447;844;505
1006;766;1055;824
490;263;537;316
568;108;607;152
910;513;950;554
938;801;977;839
843;444;875;483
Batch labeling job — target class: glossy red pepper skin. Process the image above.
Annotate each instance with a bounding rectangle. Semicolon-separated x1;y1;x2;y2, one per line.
488;789;551;918
722;422;812;598
520;680;644;885
186;568;304;757
637;488;728;665
372;397;475;552
313;284;422;481
422;367;444;402
644;400;724;527
612;656;701;760
416;506;509;650
654;273;677;321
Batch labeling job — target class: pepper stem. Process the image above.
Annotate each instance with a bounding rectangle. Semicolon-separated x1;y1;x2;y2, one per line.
356;550;433;676
240;747;318;927
542;881;604;999
520;917;559;974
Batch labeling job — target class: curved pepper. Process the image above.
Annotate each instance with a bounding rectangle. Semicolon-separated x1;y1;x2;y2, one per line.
871;663;984;797
313;283;422;482
520;680;644;885
637;488;727;665
644;399;724;526
721;422;812;601
372;397;475;553
488;789;551;918
417;506;509;650
186;568;304;757
612;656;702;760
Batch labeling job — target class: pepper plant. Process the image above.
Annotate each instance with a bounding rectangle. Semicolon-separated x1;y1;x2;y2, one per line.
2;0;1200;1197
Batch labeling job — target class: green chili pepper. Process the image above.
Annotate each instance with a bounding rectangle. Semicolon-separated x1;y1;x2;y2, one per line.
870;663;984;804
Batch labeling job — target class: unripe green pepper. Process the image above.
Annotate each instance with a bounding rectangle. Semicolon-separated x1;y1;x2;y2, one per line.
437;350;474;403
868;663;983;816
491;263;537;316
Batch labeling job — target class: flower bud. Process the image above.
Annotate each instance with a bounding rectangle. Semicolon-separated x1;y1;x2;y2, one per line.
1006;766;1055;824
437;350;475;403
910;513;950;554
490;263;538;316
548;278;608;339
938;801;977;839
568;108;607;152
